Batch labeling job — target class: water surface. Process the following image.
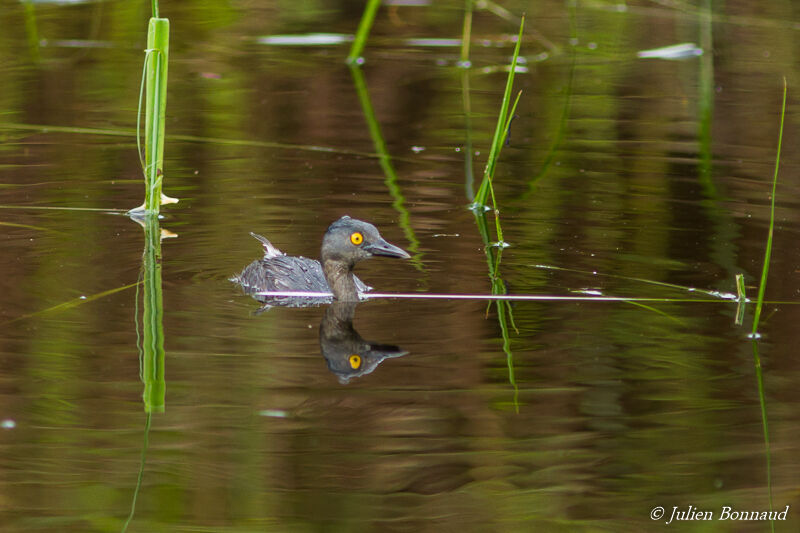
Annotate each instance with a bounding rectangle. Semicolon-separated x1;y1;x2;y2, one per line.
1;1;799;531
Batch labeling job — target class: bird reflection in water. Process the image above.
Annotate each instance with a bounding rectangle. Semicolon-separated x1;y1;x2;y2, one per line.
319;301;407;384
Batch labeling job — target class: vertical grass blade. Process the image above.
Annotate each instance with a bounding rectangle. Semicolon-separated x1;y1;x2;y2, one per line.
347;0;381;64
142;18;170;214
473;16;524;208
751;78;786;336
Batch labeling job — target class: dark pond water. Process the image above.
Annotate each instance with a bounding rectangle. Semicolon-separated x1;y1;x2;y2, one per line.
1;1;799;531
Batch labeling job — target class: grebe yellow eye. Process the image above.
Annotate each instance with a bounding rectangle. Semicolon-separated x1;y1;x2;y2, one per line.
350;232;363;245
349;354;362;369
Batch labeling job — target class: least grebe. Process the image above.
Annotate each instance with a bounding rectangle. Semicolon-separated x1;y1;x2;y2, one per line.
232;216;409;302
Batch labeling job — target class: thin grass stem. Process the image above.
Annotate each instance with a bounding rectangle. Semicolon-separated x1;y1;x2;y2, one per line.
2;281;141;325
0;122;426;164
751;78;787;336
474;17;524;208
486;88;522;245
347;0;381;64
531;264;741;300
136;52;150;171
122;412;151;533
0;221;65;234
0;205;128;213
623;301;685;325
476;0;558;52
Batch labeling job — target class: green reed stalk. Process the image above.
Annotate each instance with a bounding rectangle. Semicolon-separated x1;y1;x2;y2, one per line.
347;0;381;64
751;78;786;336
138;17;170;214
473;16;524;209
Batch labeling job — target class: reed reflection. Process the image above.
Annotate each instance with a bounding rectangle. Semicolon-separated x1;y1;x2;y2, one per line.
132;212;167;413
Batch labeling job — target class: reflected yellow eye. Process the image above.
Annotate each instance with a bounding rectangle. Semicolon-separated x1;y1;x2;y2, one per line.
349;354;362;369
350;232;363;245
